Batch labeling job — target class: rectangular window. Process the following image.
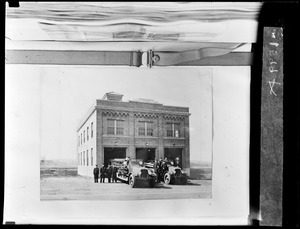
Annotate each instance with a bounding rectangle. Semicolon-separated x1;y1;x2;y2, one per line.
91;148;93;166
87;127;89;141
116;120;124;135
166;123;173;137
107;119;124;135
166;123;180;137
78;136;80;146
138;121;146;136
174;123;180;137
81;152;82;165
107;119;115;135
91;122;93;138
138;121;153;136
84;130;85;143
87;150;89;166
83;151;85;165
147;122;154;136
81;133;82;145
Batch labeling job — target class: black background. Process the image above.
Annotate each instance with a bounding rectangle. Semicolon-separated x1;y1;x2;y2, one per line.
250;1;300;227
1;1;300;227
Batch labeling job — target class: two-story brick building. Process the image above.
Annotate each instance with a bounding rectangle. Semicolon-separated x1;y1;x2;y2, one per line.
77;92;190;177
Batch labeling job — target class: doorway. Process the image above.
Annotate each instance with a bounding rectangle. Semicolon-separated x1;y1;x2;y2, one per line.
104;147;126;167
136;148;156;162
164;148;183;168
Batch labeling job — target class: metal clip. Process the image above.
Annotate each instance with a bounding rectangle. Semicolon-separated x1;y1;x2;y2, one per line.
141;50;161;68
141;50;153;68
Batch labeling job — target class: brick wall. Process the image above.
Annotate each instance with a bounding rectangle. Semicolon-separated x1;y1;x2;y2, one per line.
163;138;186;147
78;99;191;177
162;118;185;138
134;137;159;146
102;136;130;146
134;116;159;137
102;112;130;136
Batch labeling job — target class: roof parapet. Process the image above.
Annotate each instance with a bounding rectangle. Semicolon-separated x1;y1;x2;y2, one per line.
102;92;123;101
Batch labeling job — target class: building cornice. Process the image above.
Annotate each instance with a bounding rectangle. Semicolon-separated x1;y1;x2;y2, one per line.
102;111;129;117
134;113;158;119
163;115;185;121
98;106;190;117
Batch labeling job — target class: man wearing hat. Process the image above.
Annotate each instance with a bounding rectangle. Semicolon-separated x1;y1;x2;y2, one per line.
100;163;106;183
175;157;180;167
93;165;99;183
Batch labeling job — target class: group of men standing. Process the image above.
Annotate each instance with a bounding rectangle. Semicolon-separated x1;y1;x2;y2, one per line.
154;157;180;170
93;163;118;183
93;157;181;183
153;157;181;181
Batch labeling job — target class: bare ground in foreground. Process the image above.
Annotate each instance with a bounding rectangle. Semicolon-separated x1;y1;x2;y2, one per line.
40;175;212;201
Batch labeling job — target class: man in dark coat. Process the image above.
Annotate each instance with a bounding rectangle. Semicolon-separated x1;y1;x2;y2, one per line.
100;164;106;183
157;158;163;181
112;165;118;183
162;157;169;173
153;159;160;182
153;159;158;174
107;163;113;183
93;165;99;183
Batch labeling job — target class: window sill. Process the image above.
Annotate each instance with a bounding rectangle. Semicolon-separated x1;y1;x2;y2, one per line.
102;134;129;138
135;136;159;138
163;137;185;140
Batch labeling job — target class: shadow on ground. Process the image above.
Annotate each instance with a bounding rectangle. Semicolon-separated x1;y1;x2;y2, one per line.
153;183;172;189
131;182;172;189
185;180;202;186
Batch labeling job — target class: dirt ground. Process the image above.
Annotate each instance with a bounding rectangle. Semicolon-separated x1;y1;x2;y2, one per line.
40;175;212;201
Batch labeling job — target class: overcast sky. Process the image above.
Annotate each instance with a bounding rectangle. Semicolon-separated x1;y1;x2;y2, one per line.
39;66;213;162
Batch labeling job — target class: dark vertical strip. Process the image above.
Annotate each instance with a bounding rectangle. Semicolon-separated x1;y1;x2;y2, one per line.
249;42;262;226
281;2;300;227
255;3;300;227
260;27;284;226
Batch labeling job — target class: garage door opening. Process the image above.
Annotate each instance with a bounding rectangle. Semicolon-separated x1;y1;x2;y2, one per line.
164;148;183;168
104;147;126;167
136;148;156;162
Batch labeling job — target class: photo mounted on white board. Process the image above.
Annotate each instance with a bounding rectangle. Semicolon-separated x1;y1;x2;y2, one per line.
4;1;261;225
39;67;213;201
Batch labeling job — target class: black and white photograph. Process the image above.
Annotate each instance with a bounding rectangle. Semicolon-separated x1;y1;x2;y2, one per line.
7;1;297;226
38;67;213;201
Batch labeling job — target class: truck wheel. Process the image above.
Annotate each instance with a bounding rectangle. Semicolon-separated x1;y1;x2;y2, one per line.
129;174;135;188
164;173;171;184
149;179;155;188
